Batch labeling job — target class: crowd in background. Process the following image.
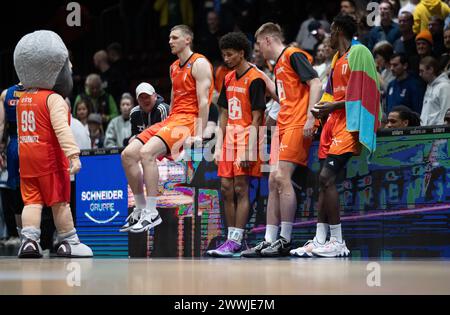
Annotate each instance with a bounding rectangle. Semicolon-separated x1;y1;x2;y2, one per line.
2;0;450;246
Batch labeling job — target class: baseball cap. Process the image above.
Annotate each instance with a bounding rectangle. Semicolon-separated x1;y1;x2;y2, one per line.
136;82;156;98
87;113;102;124
309;20;322;36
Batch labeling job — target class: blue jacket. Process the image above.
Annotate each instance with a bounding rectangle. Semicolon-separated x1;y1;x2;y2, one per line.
386;73;426;114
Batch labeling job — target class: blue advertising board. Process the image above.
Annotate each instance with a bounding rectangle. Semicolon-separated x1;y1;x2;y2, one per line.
75;151;129;256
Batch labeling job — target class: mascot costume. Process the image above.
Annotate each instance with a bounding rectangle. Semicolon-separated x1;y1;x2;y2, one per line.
14;30;93;258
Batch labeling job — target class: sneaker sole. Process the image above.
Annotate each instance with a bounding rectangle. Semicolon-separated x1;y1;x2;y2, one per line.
18;252;43;259
312;249;351;258
119;225;134;233
241;252;262;258
130;217;163;233
56;253;93;258
290;251;313;258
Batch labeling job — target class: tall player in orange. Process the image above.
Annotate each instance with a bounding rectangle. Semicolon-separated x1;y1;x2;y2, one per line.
292;14;380;258
206;32;270;257
242;23;322;257
121;25;213;233
14;30;92;258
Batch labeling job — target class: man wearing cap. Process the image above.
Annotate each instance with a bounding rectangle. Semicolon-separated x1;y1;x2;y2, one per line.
129;82;169;142
416;29;435;60
120;24;213;233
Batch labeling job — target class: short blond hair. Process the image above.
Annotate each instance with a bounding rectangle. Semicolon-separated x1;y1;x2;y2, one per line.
255;22;284;42
171;24;194;41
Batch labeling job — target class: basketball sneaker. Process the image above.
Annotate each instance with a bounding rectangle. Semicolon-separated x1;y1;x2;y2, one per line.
290;237;324;258
119;207;142;232
207;240;241;258
260;237;291;257
311;237;350;258
240;240;271;258
130;209;162;233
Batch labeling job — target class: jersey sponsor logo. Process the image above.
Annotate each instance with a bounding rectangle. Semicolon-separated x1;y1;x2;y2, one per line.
226;86;246;94
276;80;287;101
275;66;285;75
19;135;39;143
279;143;288;152
228;97;242;120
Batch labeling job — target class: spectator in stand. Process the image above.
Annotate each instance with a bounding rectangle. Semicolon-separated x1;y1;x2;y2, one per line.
373;41;396;99
129;83;169;141
308;20;327;56
340;0;357;17
444;108;450;124
295;5;330;54
106;42;130;103
419;56;450;125
104;93;133;148
413;0;450;34
368;1;401;50
440;27;450;71
416;30;435;62
429;16;446;56
196;10;224;66
313;43;328;87
386;53;426;114
386;105;421;128
399;0;420;16
93;50;112;92
394;12;417;55
74;97;93;131
87;113;105;149
74;74;119;128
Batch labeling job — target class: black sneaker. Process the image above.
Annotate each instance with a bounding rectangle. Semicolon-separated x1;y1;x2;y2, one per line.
18;239;43;259
260;237;291;257
241;240;271;258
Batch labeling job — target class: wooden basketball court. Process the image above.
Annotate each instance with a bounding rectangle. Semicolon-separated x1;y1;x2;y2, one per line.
1;258;449;295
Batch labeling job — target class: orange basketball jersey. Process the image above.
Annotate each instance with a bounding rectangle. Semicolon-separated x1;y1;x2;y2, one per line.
222;66;266;149
274;47;314;132
17;89;69;178
170;53;214;116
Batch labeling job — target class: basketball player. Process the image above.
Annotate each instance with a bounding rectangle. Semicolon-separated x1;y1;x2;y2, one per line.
206;32;268;257
291;14;380;257
242;23;323;257
120;25;214;233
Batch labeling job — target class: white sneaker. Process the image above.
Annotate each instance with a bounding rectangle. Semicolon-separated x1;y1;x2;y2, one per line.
312;237;350;258
119;207;142;232
130;209;162;233
290;237;324;257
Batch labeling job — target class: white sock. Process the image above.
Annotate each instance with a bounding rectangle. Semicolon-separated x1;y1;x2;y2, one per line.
227;227;235;240
330;224;343;243
280;222;293;243
265;225;279;243
230;228;244;245
315;223;329;244
134;193;146;209
145;196;158;212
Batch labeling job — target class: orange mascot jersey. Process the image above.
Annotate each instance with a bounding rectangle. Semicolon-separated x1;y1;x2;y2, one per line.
218;66;266;178
137;53;214;154
17;89;71;206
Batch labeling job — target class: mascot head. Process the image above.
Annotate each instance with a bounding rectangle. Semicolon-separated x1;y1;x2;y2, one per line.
14;30;73;98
